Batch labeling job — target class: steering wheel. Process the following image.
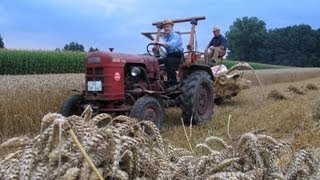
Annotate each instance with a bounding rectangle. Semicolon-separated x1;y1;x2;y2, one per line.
146;43;167;59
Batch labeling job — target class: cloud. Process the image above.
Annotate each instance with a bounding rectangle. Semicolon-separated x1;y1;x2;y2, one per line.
38;0;138;18
98;0;137;14
4;30;62;50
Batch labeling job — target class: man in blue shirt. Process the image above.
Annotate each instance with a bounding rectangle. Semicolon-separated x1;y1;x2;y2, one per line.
206;26;227;66
152;19;183;91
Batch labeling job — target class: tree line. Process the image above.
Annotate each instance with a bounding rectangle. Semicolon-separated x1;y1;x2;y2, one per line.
55;41;99;52
226;16;320;67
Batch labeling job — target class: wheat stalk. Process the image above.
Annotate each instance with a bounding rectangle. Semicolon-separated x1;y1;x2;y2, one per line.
1;108;319;179
68;129;104;180
180;118;194;153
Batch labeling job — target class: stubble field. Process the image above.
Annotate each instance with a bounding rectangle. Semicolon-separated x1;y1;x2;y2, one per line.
1;68;320;178
1;68;320;149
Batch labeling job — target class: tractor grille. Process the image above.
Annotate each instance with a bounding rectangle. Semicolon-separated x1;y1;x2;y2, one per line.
86;68;93;75
86;67;104;92
94;67;104;75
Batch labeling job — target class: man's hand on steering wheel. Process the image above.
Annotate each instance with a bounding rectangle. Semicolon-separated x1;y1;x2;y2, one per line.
146;42;167;58
151;41;159;52
151;41;165;46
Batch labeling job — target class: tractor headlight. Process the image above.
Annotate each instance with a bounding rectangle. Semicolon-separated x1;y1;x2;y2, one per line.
131;67;141;77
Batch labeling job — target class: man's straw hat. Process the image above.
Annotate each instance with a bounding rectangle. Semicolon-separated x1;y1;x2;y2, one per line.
162;19;174;26
213;25;220;31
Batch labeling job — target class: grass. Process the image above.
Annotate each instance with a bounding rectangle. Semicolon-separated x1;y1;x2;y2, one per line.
0;70;320;154
218;59;288;69
197;58;288;69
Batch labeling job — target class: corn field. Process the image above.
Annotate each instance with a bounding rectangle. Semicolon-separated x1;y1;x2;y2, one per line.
0;107;319;179
0;49;85;75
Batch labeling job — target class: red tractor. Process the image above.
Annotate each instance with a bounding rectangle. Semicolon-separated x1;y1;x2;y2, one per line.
59;16;215;129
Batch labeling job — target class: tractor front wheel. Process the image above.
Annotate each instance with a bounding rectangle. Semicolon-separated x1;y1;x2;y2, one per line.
129;96;164;130
59;95;84;117
180;71;215;124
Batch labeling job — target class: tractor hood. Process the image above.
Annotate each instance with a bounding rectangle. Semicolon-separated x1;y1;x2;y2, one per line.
86;51;159;68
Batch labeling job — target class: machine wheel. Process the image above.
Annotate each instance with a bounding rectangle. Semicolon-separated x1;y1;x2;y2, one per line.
180;71;215;124
59;95;84;117
129;96;164;130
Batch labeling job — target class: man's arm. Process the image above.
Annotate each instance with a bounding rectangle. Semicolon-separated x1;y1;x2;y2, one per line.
152;33;180;48
165;33;181;49
206;38;214;50
152;41;166;47
220;36;227;50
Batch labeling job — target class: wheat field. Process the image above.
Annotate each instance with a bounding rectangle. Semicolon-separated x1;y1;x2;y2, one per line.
0;74;85;138
0;69;320;148
0;69;320;178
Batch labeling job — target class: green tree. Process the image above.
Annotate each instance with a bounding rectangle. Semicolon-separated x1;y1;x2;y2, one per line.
261;24;319;67
0;33;4;48
226;17;267;61
63;41;85;52
88;47;99;52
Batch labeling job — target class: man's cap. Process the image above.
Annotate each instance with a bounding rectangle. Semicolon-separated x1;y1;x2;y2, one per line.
162;19;174;26
213;25;220;31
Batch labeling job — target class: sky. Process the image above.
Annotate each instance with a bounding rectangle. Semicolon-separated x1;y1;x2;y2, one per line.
0;0;319;54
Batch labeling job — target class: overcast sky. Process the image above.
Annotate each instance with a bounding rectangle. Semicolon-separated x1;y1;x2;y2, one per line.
0;0;319;53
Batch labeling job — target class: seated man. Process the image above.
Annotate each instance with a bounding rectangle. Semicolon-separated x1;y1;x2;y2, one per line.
152;19;183;92
206;25;227;66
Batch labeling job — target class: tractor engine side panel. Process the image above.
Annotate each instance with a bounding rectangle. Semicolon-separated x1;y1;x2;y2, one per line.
103;64;125;99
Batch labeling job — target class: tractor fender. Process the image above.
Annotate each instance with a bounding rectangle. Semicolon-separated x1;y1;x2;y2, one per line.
142;90;166;99
179;64;215;82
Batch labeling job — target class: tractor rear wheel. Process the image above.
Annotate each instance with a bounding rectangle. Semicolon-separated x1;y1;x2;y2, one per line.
129;96;164;130
59;95;84;117
180;71;215;124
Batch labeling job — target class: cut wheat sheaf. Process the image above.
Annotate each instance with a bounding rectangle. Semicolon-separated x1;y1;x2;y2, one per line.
0;106;319;180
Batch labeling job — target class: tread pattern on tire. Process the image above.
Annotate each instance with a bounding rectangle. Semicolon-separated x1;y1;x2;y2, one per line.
59;95;83;117
180;71;215;124
129;96;164;129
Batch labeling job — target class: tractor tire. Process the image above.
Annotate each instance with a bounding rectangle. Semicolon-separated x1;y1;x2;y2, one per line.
129;96;164;130
180;71;215;124
59;95;84;117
